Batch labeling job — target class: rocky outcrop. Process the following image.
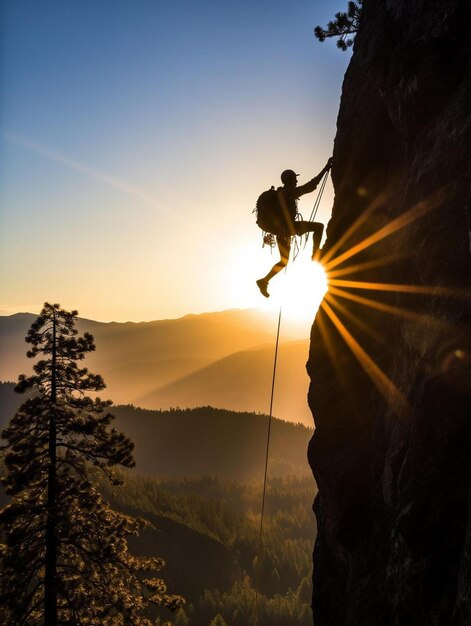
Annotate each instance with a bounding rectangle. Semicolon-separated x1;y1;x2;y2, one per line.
307;1;471;624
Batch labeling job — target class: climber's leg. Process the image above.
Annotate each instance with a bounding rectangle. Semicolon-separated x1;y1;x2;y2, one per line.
256;236;291;297
294;221;324;260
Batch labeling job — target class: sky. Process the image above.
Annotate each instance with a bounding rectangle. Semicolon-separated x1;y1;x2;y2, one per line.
0;0;351;323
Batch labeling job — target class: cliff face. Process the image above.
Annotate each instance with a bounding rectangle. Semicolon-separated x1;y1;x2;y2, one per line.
307;1;471;624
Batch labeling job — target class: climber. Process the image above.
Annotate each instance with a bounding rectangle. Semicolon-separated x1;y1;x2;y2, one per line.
256;157;333;298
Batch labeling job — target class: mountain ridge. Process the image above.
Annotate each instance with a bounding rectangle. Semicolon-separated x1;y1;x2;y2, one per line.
0;382;313;482
0;308;313;424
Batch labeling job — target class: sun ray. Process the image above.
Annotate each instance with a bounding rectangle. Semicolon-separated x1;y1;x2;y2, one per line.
325;253;405;279
327;285;444;327
327;278;468;298
320;191;389;266
324;291;384;343
314;305;352;391
320;299;410;416
324;196;440;272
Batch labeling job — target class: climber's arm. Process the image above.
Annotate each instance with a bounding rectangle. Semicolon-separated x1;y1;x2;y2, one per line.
296;157;333;197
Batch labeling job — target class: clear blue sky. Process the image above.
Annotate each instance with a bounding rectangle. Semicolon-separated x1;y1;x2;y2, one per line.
0;0;351;322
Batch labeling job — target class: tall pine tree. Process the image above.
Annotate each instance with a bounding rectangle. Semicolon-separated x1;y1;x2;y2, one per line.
0;303;183;625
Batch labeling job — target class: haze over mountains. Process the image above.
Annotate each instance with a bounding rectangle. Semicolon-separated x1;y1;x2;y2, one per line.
0;384;312;482
0;308;314;425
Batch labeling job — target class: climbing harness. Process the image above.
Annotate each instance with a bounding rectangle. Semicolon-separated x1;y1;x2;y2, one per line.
259;169;330;255
252;304;282;626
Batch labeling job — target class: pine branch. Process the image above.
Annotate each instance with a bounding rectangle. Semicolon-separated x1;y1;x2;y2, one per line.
314;0;362;51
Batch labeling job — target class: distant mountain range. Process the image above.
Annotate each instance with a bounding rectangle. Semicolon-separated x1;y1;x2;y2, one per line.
0;308;314;424
138;339;312;424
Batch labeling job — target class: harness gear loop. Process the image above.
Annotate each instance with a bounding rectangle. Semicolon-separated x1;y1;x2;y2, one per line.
262;232;276;248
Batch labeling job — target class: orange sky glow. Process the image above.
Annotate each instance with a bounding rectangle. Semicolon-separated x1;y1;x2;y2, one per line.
0;1;349;327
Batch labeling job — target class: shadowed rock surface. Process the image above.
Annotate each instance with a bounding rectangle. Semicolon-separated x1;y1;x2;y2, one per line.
308;1;471;624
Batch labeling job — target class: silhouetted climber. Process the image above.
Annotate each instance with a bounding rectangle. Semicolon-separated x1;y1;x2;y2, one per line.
256;158;333;298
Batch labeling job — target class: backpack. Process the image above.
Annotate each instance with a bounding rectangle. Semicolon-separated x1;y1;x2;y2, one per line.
255;187;284;235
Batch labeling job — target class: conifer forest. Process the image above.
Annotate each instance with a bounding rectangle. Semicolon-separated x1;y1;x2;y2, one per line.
0;305;315;625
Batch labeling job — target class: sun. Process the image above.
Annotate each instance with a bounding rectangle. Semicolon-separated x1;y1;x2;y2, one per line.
281;256;328;321
225;242;328;336
257;253;328;335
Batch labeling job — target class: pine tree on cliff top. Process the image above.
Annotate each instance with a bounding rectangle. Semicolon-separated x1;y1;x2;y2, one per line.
0;303;183;625
314;0;362;50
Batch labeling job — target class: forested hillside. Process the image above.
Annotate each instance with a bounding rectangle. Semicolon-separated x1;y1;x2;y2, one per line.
100;473;317;625
0;451;317;624
0;383;313;482
112;405;312;481
1;316;316;624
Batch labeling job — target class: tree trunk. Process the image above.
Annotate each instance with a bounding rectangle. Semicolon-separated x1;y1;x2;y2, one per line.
44;312;57;626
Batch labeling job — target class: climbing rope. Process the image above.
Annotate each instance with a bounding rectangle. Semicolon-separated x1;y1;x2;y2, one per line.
252;304;283;626
303;169;330;250
309;169;330;222
252;171;330;625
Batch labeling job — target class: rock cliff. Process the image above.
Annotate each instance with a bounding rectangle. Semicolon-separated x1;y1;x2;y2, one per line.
307;1;471;624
